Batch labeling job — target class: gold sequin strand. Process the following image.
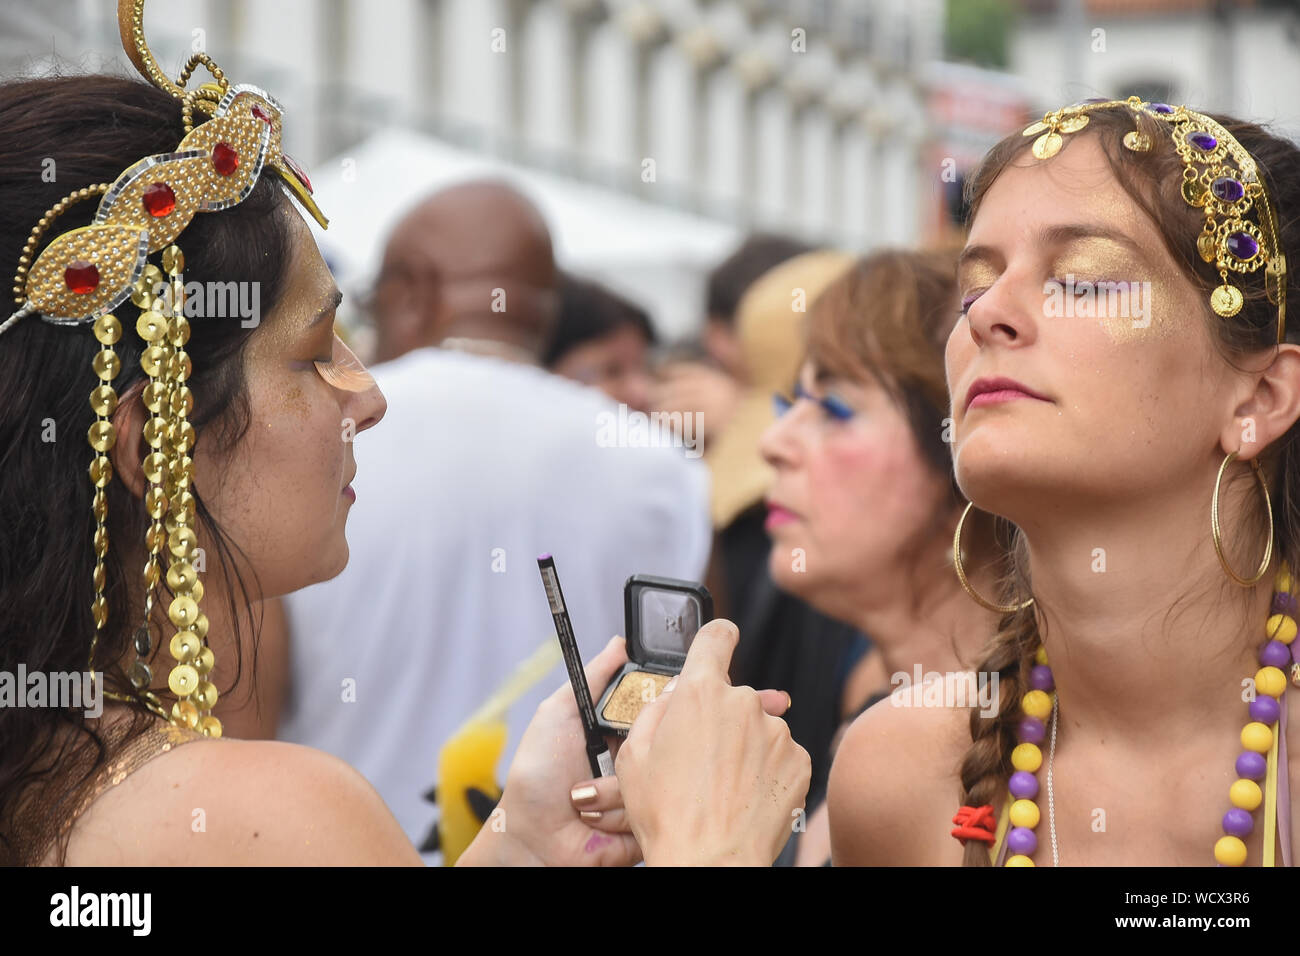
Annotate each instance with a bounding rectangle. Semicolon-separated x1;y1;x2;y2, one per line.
156;245;220;738
86;311;121;684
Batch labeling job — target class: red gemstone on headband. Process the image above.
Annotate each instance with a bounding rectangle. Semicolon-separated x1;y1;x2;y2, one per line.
142;182;176;218
65;260;100;294
281;153;313;193
212;141;239;176
251;103;272;125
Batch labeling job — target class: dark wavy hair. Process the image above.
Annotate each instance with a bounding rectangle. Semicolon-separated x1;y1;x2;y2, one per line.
0;74;293;864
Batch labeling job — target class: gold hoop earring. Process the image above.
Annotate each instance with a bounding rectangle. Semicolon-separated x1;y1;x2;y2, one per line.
953;501;1034;614
1211;450;1273;587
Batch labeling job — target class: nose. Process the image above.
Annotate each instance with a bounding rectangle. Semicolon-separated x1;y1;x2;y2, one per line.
349;374;387;435
759;396;810;470
963;269;1040;350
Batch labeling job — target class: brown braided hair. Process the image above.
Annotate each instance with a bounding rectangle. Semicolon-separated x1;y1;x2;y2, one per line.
954;105;1300;866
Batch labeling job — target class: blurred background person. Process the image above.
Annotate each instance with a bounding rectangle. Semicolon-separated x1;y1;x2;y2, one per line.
695;250;878;847
544;271;657;413
760;247;1002;864
222;179;711;864
652;234;813;454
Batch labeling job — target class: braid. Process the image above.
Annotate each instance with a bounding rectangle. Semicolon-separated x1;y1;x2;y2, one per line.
956;523;1038;866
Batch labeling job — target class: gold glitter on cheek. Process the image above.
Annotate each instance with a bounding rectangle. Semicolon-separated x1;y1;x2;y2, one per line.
280;384;309;419
601;671;672;727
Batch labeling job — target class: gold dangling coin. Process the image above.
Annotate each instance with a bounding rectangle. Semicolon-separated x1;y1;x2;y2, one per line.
199;715;223;738
1123;130;1152;152
1211;283;1244;317
1197;233;1217;263
1032;132;1063;160
1181;178;1208;207
1022;121;1049;137
1057;114;1090;133
171;699;200;729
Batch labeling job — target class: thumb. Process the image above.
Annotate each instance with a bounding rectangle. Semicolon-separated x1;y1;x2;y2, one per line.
677;618;740;685
619;671;679;754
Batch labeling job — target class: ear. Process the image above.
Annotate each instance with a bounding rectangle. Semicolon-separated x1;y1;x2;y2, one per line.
108;379;150;501
1221;343;1300;462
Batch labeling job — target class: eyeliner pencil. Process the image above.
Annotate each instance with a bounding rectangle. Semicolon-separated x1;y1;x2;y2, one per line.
537;554;614;778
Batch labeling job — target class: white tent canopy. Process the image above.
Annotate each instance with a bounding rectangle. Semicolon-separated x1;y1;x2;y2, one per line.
307;128;741;341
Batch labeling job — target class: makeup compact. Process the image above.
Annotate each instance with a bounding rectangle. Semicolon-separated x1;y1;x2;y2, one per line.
594;574;713;737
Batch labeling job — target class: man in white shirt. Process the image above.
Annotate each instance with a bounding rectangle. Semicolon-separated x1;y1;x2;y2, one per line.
235;181;710;862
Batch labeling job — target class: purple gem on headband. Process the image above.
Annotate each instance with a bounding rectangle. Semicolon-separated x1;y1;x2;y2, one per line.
1187;130;1218;151
1009;770;1039;800
1227;231;1260;261
1260;640;1291;669
1029;664;1055;692
1149;102;1175;114
1236;750;1268;780
1250;694;1281;725
1222;807;1254;838
1017;716;1046;745
1211;176;1245;202
1273;591;1298;616
1007;826;1037;856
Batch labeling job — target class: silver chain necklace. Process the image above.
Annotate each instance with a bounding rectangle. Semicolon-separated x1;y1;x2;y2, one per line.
1046;693;1060;866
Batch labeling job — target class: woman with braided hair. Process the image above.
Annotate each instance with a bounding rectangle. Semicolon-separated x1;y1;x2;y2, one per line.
827;99;1300;866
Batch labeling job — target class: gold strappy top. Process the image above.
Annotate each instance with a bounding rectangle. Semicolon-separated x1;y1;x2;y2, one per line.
19;719;209;866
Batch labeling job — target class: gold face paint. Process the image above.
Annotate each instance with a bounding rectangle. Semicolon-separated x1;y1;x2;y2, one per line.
1049;237;1182;344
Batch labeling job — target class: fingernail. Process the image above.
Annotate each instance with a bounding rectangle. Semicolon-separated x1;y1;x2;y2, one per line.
579;810;603;820
784;691;792;711
570;785;598;803
663;676;678;693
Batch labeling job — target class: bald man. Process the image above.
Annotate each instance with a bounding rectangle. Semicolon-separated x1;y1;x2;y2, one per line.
369;180;559;363
237;179;713;863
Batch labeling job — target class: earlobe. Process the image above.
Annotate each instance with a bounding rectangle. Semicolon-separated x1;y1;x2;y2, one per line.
108;380;150;501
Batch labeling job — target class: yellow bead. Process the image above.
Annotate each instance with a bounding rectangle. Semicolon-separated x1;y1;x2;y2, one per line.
1005;854;1035;867
1230;778;1262;811
86;421;116;453
168;526;198;559
169;631;201;663
193;680;218;711
1277;566;1294;594
194;646;215;676
135;310;168;342
1256;666;1287;698
1034;646;1048;665
1022;689;1052;721
168;594;198;627
1266;614;1297;645
199;715;222;738
166;561;197;592
1214;835;1247;866
92;313;121;345
1011;742;1043;773
89;384;118;417
1009;799;1040;829
1241;721;1274;753
191;612;209;640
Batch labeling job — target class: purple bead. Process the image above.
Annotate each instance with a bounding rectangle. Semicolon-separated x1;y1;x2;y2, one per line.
1237;750;1268;780
1017;716;1046;745
1029;664;1055;692
1222;807;1254;838
1211;176;1245;202
1250;694;1281;725
1273;592;1298;616
1150;102;1175;114
1227;231;1259;261
1006;826;1038;856
1187;130;1218;151
1260;640;1291;669
1009;770;1040;800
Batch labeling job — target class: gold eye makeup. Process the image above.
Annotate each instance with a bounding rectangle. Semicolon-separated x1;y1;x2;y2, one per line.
1049;237;1178;343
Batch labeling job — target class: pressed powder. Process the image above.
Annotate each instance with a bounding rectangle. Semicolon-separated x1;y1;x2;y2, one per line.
600;670;672;728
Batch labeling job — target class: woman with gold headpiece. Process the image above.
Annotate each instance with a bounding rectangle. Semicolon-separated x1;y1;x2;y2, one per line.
823;98;1300;866
0;0;807;866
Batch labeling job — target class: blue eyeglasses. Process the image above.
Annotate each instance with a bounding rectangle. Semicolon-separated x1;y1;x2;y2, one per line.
772;382;856;421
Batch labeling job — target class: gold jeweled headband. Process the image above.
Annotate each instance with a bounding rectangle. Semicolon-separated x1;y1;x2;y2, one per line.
1021;95;1287;343
3;0;327;736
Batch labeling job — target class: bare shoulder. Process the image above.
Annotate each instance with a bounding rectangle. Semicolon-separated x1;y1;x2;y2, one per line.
64;737;422;866
828;684;975;866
